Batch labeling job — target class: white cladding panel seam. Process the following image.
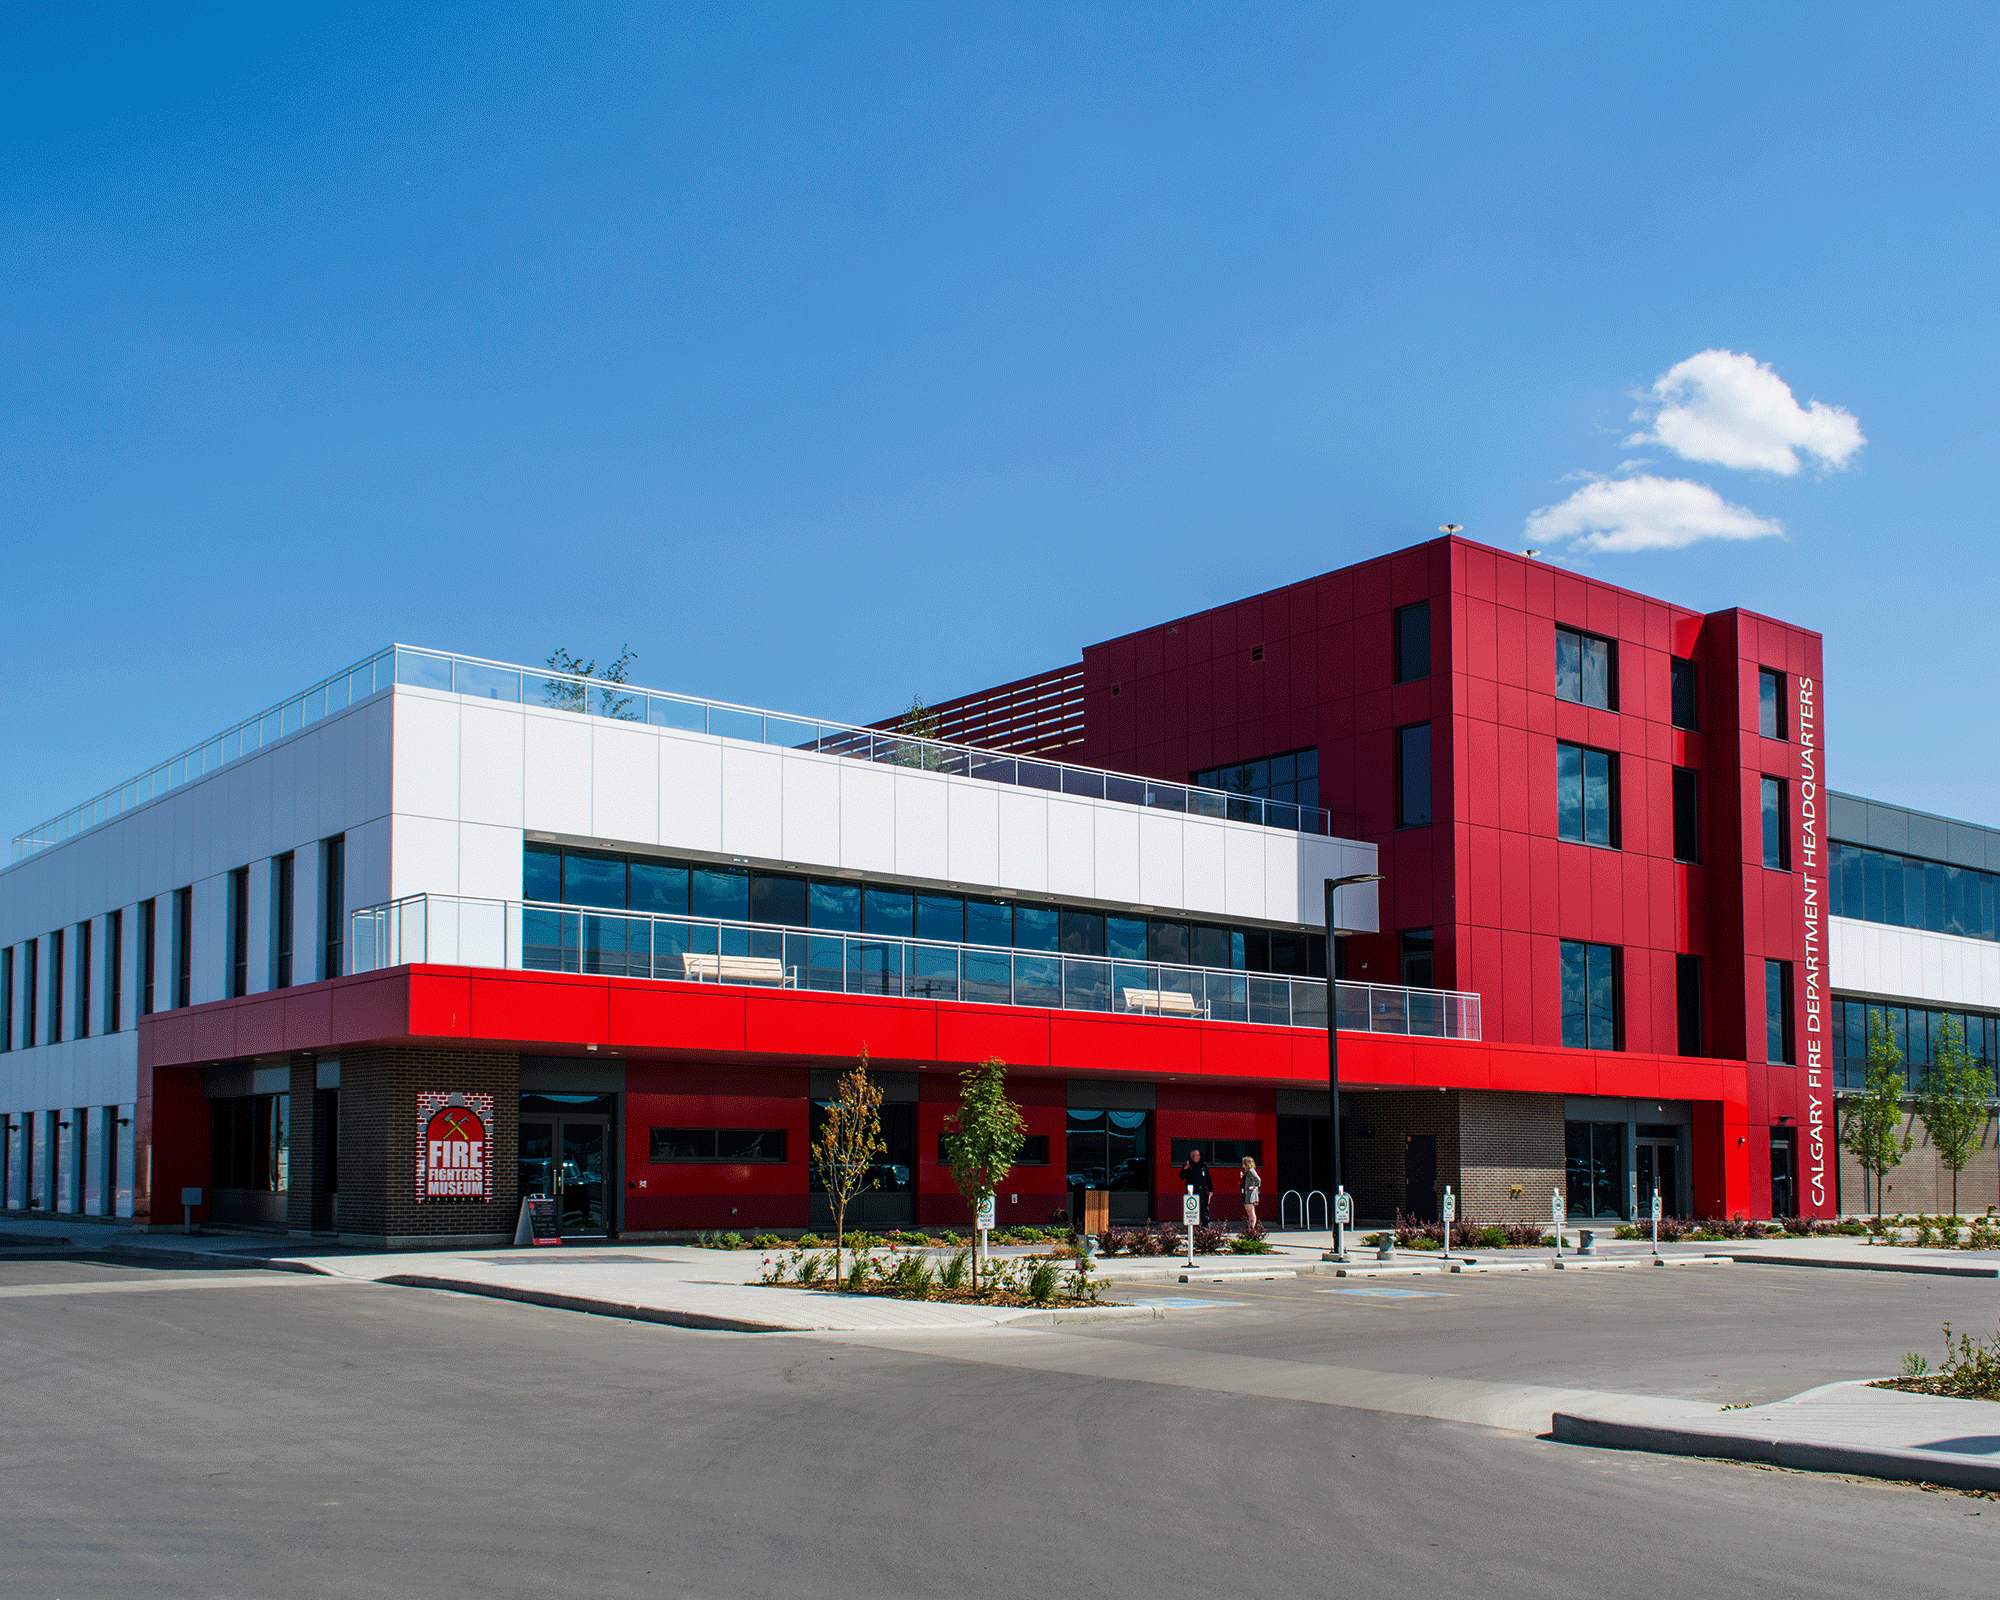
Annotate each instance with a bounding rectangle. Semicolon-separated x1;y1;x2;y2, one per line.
384;686;1377;928
1828;915;2000;1010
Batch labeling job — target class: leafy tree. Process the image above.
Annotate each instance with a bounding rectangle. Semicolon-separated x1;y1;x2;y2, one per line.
812;1051;886;1282
940;1058;1025;1289
1914;1015;1992;1223
895;694;943;771
543;645;639;720
1841;1008;1911;1225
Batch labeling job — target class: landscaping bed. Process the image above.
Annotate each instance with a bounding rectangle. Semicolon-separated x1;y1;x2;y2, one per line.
1877;1322;2000;1401
757;1244;1105;1307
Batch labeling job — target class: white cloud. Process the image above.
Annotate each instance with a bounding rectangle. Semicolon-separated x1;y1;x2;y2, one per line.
1627;348;1864;475
1525;474;1783;554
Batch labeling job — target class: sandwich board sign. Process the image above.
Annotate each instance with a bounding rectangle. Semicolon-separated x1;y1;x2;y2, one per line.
514;1195;561;1247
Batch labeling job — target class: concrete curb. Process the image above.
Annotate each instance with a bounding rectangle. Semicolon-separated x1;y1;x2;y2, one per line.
1549;1409;2000;1492
380;1274;803;1332
1719;1251;2000;1278
0;1230;74;1247
379;1274;1165;1334
1177;1269;1293;1283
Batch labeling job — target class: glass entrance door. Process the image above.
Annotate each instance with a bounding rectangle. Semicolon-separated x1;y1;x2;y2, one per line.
517;1093;617;1237
1636;1141;1680;1218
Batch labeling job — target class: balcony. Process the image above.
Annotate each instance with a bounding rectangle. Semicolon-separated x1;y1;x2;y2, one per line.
350;893;1482;1040
13;644;1338;863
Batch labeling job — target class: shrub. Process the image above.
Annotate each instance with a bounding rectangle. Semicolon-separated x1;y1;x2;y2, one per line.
940;1250;969;1291
846;1232;883;1250
1475;1226;1508;1250
1834;1218;1869;1235
1898;1321;2000;1400
1231;1235;1274;1254
1026;1261;1061;1303
797;1233;823;1249
1499;1221;1547;1248
1915;1216;1939;1247
798;1253;829;1285
1192;1224;1229;1255
1614;1224;1641;1241
720;1231;745;1249
749;1234;783;1250
1966;1216;1998;1252
889;1254;935;1299
844;1258;869;1293
1241;1221;1268;1242
1101;1227;1135;1257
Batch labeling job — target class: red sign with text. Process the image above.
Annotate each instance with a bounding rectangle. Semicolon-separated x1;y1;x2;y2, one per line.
415;1092;494;1202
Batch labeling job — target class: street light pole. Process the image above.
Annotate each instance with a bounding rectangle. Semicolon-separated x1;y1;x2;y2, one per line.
1323;871;1384;1263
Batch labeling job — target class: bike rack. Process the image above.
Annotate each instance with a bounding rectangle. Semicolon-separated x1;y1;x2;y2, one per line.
1278;1189;1331;1230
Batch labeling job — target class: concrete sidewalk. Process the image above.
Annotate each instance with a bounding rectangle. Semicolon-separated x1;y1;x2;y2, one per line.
1554;1379;2000;1491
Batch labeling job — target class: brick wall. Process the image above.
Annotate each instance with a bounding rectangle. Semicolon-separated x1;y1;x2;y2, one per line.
286;1058;319;1234
1837;1108;2000;1216
1457;1089;1564;1223
336;1049;520;1246
1344;1091;1459;1220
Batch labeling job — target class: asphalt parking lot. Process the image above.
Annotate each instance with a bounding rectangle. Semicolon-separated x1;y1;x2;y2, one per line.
2;1251;1996;1599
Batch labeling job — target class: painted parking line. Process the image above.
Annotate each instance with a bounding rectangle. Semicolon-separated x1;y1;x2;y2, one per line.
1127;1298;1248;1310
1315;1287;1454;1299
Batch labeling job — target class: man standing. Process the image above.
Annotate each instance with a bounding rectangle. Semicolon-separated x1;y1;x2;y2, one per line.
1179;1147;1214;1226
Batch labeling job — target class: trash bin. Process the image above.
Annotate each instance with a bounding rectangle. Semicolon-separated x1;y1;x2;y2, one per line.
1083;1189;1111;1238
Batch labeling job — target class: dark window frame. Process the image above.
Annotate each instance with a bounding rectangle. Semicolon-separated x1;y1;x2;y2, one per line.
228;866;250;999
1766;959;1796;1064
647;1127;789;1164
1556;740;1620;848
1168;1137;1264;1168
1395;722;1432;829
75;919;91;1040
1672;766;1701;863
323;836;345;980
1393;601;1431;684
105;908;122;1034
1676;953;1702;1057
1669;655;1699;731
50;928;64;1042
138;899;156;1017
937;1132;1051;1166
1555;626;1618;711
1;946;12;1052
1560;938;1621;1051
174;886;192;1008
1761;777;1791;871
24;938;38;1047
275;853;295;989
1758;667;1786;741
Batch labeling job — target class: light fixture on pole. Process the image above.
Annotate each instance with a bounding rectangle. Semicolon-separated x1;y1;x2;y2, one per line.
1323;871;1384;1263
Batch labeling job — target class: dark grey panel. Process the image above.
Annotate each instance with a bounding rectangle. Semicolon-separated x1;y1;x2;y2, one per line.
1865;803;1909;853
808;1067;918;1102
1947;823;1989;869
1827;792;1868;844
1068;1077;1156;1110
519;1057;627;1094
1907;814;1949;861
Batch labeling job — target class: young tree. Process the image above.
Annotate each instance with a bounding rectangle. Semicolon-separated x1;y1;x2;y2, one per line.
811;1050;886;1283
1841;1008;1911;1226
1914;1015;1991;1224
895;694;943;771
940;1057;1025;1289
543;646;640;720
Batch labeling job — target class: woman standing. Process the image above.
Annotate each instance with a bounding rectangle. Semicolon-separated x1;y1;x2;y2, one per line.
1239;1155;1262;1230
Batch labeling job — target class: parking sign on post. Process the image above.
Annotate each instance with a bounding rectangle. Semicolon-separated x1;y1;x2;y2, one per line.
1552;1188;1564;1258
975;1194;995;1233
1440;1185;1455;1262
1182;1187;1200;1264
1651;1188;1663;1252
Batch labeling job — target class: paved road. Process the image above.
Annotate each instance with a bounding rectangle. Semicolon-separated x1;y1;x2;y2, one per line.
2;1252;1996;1598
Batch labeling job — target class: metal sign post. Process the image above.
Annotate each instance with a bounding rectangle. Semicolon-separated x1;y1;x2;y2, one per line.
976;1192;995;1272
181;1186;202;1236
1651;1188;1663;1254
1182;1187;1200;1265
1440;1186;1456;1263
1552;1188;1564;1261
1333;1187;1352;1263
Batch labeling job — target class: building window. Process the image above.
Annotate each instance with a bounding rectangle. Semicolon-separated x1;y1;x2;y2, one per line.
275;853;295;989
1766;959;1795;1063
1167;1137;1263;1167
1566;1121;1626;1219
105;909;122;1035
323;836;346;980
24;939;37;1047
1560;939;1619;1050
1670;656;1698;731
1065;1109;1151;1194
76;921;91;1040
648;1128;789;1163
139;900;155;1017
1555;627;1615;709
1400;928;1434;988
1672;767;1700;863
1557;742;1617;847
174;887;192;1009
1676;954;1702;1056
50;929;64;1042
1829;1000;2000;1094
1;947;12;1051
1394;601;1430;684
229;867;250;999
1758;667;1785;740
1191;747;1318;814
1831;840;2000;941
940;1133;1051;1166
1761;777;1789;870
1396;723;1432;828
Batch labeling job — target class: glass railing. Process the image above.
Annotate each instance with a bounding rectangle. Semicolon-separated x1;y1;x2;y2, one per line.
350;893;1481;1040
12;644;1338;863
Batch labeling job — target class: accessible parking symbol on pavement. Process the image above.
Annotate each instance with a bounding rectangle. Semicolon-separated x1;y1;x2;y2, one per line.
1316;1287;1453;1299
1128;1298;1248;1310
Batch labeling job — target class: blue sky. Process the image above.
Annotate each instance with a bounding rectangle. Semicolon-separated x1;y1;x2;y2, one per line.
4;2;1996;838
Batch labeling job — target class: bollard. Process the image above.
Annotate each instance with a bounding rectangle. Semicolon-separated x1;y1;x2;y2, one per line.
1580;1228;1597;1256
1376;1233;1395;1262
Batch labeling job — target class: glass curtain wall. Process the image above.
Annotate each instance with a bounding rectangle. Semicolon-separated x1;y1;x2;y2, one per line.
1831;841;2000;942
1830;998;2000;1093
